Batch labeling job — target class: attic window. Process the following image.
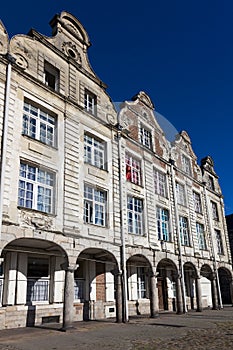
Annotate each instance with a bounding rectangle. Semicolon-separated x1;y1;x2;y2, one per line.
44;61;60;92
182;155;191;176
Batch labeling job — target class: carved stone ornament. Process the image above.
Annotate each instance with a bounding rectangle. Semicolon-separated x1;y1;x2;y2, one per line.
21;211;53;230
15;40;33;59
15;54;28;69
62;41;82;64
106;113;116;125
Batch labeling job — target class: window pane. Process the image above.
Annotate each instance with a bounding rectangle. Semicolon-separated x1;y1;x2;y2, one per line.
84;185;106;226
22;101;56;146
18;163;54;213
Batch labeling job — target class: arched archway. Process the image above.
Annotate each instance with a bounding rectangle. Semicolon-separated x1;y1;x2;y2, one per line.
126;254;153;317
184;262;197;310
1;237;67;326
156;259;178;312
200;264;218;309
77;248;119;321
218;267;232;305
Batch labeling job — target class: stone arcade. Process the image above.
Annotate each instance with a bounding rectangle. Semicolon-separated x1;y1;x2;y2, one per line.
0;11;232;329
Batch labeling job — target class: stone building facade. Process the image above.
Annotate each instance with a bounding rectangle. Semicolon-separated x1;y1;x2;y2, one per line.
0;11;232;329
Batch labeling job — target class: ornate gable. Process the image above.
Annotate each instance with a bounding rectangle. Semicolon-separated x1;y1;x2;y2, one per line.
131;91;154;109
173;130;197;159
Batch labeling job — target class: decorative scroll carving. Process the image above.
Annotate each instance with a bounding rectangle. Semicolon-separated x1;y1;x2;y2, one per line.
15;54;28;69
15;40;33;59
21;211;53;230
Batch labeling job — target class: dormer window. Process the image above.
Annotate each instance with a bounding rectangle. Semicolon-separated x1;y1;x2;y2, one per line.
182;155;191;175
44;61;60;91
84;89;97;115
207;175;215;191
140;125;152;149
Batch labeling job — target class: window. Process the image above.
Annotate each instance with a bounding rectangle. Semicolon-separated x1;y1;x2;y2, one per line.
74;261;85;300
137;267;147;299
44;61;59;91
127;196;143;235
157;207;170;241
22;101;56;146
207;175;215;191
84;89;97;115
140;126;152;149
125;154;142;186
179;216;190;246
18;162;55;213
84;184;106;226
84;134;106;169
211;201;219;221
176;182;186;206
27;257;49;303
193;192;202;214
196;222;206;250
182;155;191;175
215;229;224;255
154;169;167;197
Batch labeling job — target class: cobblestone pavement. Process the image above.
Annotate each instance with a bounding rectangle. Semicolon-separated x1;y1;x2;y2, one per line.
0;307;233;349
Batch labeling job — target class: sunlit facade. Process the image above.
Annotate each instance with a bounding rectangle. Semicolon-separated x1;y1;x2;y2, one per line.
0;11;232;330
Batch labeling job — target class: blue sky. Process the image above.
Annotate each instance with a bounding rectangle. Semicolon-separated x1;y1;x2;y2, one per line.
1;0;233;214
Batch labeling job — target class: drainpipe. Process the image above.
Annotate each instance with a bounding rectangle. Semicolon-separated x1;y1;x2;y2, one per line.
117;123;128;322
0;54;14;242
170;159;187;313
203;184;223;308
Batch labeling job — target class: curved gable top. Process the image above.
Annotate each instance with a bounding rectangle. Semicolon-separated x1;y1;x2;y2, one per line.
173;130;197;159
0;20;9;54
132;91;154;109
50;11;91;47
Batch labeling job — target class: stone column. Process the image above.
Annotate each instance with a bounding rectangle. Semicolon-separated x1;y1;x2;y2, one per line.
176;274;183;314
115;271;123;323
61;263;77;331
195;275;203;312
150;272;159;318
210;273;218;310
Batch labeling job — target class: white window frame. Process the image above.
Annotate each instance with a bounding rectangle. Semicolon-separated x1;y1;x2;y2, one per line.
22;101;56;146
179;216;190;246
154;169;167;197
84;89;97;115
84;134;106;169
125;154;142;186
18;162;55;214
84;184;107;227
127;196;143;235
176;182;186;206
140;125;152;149
193;191;202;214
182;155;191;175
156;207;170;241
196;222;206;250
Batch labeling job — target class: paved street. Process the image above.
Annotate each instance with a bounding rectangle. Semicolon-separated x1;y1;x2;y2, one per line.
0;307;233;349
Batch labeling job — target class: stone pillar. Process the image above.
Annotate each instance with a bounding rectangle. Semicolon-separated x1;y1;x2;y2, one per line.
176;275;183;314
115;271;123;323
195;275;203;312
210;273;218;310
150;272;159;318
61;263;77;331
